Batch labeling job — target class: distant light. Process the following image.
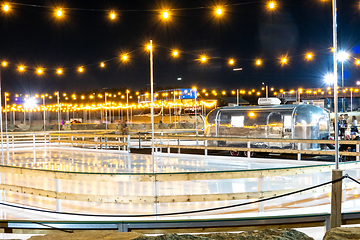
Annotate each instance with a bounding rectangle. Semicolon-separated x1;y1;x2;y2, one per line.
229;59;234;65
146;44;152;51
356;59;360;65
233;68;243;71
268;1;276;9
177;77;182;81
324;73;336;85
306;53;313;60
24;98;37;109
173;50;179;57
18;65;25;72
338;51;350;62
56;68;63;75
200;55;207;62
78;67;84;73
249;112;256;117
281;57;288;64
100;62;105;68
110;11;116;20
256;59;262;66
1;61;7;67
56;8;63;17
36;68;43;75
357;81;360;86
162;11;169;19
122;54;128;61
3;4;9;12
216;8;222;15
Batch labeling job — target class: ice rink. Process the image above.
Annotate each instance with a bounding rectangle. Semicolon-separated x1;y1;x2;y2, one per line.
0;147;359;226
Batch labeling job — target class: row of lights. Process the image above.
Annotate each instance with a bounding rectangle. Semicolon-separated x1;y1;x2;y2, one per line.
2;2;278;20
0;52;329;75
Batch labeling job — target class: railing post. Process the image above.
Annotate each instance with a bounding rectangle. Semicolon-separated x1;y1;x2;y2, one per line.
71;136;74;148
178;139;181;154
297;143;301;161
247;141;251;159
82;136;85;148
258;176;264;212
6;134;9;151
168;139;170;154
205;140;208;156
356;143;359;161
330;169;343;229
58;135;60;147
138;132;141;149
12;135;14;149
55;178;61;212
33;134;36;150
127;135;131;153
95;137;98;150
118;137;121;151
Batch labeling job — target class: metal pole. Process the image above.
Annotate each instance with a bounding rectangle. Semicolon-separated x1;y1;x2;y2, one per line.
0;68;4;165
57;92;60;133
43;96;45;131
236;89;239;105
4;93;7;135
126;90;129;122
150;40;155;156
342;61;344;112
351;88;353;112
105;92;107;129
332;0;339;169
266;86;268;98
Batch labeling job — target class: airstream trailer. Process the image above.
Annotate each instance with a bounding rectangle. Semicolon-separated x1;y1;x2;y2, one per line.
205;104;330;156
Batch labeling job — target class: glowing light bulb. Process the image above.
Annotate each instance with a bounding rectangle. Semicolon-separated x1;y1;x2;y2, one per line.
268;2;276;9
216;8;222;15
306;53;313;60
122;55;128;61
229;59;234;65
281;58;287;64
3;4;9;12
256;59;262;66
173;50;178;57
100;62;105;68
57;68;63;75
78;67;84;73
110;11;116;20
18;65;25;72
56;8;63;17
2;61;7;67
36;68;43;75
162;11;169;19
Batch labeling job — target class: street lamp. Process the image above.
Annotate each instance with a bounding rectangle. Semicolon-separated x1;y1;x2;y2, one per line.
126;90;130;122
338;50;349;112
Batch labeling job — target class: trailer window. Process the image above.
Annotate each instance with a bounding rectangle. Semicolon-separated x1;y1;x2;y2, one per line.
284;115;292;128
231;116;244;127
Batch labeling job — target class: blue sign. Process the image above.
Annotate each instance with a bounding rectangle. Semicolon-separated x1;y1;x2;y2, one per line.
180;88;197;99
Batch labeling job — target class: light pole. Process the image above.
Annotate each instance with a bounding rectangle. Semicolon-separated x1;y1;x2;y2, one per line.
55;92;60;133
41;95;46;131
149;40;155;156
332;0;339;169
103;89;108;129
338;51;349;112
4;92;8;135
126;90;129;122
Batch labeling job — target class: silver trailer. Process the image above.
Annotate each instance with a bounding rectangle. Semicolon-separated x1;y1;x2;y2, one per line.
205;104;330;156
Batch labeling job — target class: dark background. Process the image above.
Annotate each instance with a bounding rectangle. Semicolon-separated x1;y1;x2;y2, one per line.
0;0;359;95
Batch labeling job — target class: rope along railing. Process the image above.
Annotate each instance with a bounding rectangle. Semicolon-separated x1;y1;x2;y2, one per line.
0;174;355;218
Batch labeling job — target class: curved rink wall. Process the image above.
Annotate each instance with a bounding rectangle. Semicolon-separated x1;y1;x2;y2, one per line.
0;147;359;221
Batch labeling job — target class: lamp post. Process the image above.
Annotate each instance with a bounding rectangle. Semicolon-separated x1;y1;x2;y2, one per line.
4;92;8;134
41;95;46;131
150;40;155;157
0;67;4;165
126;90;129;122
338;51;349;112
332;0;339;169
55;92;60;133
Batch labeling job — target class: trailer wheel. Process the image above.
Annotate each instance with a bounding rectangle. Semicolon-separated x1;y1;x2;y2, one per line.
229;151;240;156
243;151;255;157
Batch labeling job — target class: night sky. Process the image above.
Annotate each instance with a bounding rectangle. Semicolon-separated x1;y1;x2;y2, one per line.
0;0;359;95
